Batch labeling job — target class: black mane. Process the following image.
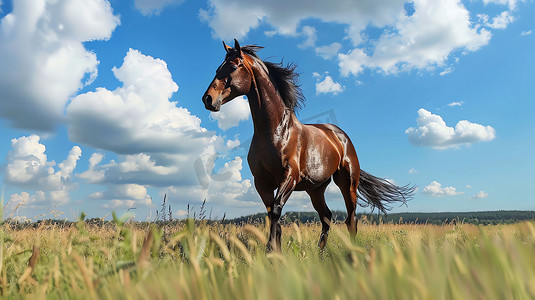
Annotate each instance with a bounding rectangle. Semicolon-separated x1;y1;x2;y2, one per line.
240;45;305;113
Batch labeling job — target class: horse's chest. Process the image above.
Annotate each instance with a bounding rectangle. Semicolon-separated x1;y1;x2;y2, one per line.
247;141;286;181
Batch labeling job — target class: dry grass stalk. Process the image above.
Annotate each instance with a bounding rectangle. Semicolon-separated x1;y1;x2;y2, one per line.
244;224;268;245
209;231;231;261
72;253;94;290
138;228;154;267
17;242;40;285
229;236;252;264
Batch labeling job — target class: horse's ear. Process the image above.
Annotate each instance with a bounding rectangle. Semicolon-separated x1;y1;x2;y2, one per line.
234;39;242;58
222;41;231;53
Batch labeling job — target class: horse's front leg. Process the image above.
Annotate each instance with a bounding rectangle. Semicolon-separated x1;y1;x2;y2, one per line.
254;179;277;251
269;167;298;252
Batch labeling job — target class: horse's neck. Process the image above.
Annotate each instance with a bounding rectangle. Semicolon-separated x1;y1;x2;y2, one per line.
246;65;299;138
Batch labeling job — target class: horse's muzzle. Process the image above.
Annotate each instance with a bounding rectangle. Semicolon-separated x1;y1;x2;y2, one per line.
202;94;220;112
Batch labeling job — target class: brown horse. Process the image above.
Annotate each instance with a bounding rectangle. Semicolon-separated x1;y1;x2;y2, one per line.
203;39;414;251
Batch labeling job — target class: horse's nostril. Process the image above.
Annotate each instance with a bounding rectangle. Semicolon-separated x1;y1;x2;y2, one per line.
203;94;212;105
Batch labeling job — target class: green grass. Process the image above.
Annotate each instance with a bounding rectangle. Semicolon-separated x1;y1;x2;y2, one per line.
1;218;535;299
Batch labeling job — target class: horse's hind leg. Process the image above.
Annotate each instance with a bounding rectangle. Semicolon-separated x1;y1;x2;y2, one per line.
333;168;359;239
307;179;333;250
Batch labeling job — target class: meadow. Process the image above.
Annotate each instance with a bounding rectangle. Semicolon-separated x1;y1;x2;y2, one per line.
1;215;535;299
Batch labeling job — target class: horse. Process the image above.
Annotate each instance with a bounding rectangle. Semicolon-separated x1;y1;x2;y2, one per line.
202;39;415;251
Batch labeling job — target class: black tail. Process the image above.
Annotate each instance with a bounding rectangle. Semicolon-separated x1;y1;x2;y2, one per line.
357;170;415;214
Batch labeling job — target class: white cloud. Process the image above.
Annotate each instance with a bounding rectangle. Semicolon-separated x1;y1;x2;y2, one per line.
408;168;418;174
91;184;153;207
198;0;524;78
0;0;119;131
67;49;215;156
486;11;515;29
338;48;369;77
521;30;532;36
65;49;252;212
77;153;106;183
5;135;48;184
5;135;81;205
164;156;255;217
482;0;524;10
340;0;491;76
118;154;178;175
6;191;48;215
471;191;489;199
423;181;463;197
210;96;250;130
200;0;405;41
103;200;137;210
6;135;81;189
315;42;342;59
134;0;185;15
316;75;344;95
79;153;189;187
298;25;317;49
405;108;496;149
76;152;254;217
448;101;465;107
439;67;454;76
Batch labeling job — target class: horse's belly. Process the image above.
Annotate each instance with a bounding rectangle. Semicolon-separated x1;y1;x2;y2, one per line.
294;178;326;191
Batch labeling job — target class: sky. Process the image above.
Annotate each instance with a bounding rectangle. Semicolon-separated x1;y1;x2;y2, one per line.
0;0;534;221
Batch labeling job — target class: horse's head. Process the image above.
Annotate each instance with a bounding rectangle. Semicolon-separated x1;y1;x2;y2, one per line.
202;39;253;112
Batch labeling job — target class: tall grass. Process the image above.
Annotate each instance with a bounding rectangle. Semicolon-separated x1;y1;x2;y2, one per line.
1;217;534;299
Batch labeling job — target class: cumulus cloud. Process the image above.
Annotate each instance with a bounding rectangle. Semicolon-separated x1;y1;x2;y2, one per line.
5;191;48;218
298;25;317;49
486;11;515;29
0;0;119;131
91;184;153;208
423;181;463;197
164;156;255;217
66;49;252;213
77;153;106;183
134;0;185;15
5;135;48;184
5;135;82;205
73;149;254;217
200;0;405;41
210;96;250;130
199;0;500;78
67;49;215;156
406;109;496;149
315;42;342;60
67;49;244;189
6;135;81;189
315;75;344;95
471;191;489;199
340;0;491;76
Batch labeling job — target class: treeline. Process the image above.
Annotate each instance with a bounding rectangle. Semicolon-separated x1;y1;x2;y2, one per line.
229;210;535;225
4;211;534;229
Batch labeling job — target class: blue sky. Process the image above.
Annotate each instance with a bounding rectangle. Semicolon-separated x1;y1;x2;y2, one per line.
0;0;534;221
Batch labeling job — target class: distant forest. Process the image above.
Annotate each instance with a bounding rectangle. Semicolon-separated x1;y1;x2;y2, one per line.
228;210;535;225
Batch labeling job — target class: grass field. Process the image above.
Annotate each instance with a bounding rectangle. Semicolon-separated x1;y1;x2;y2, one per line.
1;216;535;299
